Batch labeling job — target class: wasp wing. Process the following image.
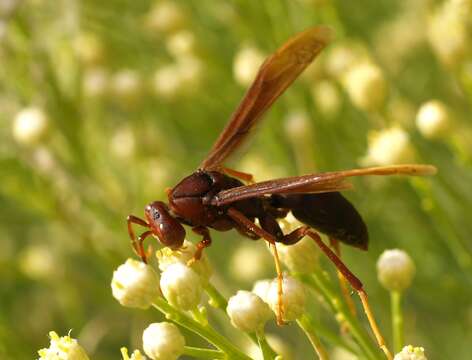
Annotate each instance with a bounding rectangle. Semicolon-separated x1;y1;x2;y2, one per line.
210;164;437;206
200;26;332;170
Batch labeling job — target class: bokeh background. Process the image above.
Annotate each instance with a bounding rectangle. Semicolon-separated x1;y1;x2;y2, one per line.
1;0;471;359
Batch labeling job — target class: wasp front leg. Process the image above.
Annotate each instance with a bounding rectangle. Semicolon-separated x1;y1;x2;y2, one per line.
188;226;213;265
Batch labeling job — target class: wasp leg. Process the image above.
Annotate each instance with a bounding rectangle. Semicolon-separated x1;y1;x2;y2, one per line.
227;207;286;326
281;226;393;360
127;215;150;263
329;237;357;319
189;226;213;265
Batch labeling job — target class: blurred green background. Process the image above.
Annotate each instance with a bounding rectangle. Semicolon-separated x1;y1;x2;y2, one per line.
1;0;471;359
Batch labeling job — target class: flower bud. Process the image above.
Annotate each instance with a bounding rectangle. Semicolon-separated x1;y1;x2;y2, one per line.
377;249;415;292
251;279;272;303
394;345;427;360
362;127;414;166
111;259;160;309
121;347;148;360
74;32;104;66
151;64;184;99
156;239;212;283
277;237;319;274
166;30;196;57
111;69;142;107
416;100;452;139
267;276;306;321
227;290;273;332
311;80;341;117
343;62;387;111
142;322;185;360
146;1;186;34
160;262;202;310
12;107;48;146
38;331;90;360
233;46;265;86
82;68;109;98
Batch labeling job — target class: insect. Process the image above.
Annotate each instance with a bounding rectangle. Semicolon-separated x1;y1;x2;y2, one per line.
127;26;435;359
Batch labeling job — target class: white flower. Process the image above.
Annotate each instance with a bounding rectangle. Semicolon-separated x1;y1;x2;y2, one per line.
19;244;56;280
151;64;184;99
311;80;342;117
267;276;306;321
38;331;89;360
110;127;136;159
284;110;312;141
229;242;273;283
226;290;273;332
12;107;48;146
166;30;196;57
377;249;416;292
156;239;212;283
111;69;142;106
394;345;427;360
74;33;104;66
160;262;202;310
121;347;148;360
111;259;160;309
142;322;185;360
277;237;319;274
416;100;451;139
362;127;414;166
146;1;186;34
233;46;265;86
82;68;109;98
251;279;272;303
342;62;387;111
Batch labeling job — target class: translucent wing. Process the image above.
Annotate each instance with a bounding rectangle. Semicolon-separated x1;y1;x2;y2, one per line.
210;164;437;206
200;26;332;170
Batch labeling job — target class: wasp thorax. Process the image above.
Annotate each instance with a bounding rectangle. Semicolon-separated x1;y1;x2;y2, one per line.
145;201;185;249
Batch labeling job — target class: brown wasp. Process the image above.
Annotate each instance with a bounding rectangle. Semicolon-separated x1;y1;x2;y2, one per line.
127;26;435;358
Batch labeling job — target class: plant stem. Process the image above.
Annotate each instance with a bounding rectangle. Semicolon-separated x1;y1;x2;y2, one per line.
299;273;382;360
256;329;277;360
390;291;403;354
297;315;330;360
152;297;252;360
183;346;225;359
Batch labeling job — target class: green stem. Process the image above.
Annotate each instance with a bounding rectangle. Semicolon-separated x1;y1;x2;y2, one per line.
152;297;252;360
297;315;330;360
299;273;382;360
183;346;225;359
390;291;403;354
256;329;277;360
298;313;358;355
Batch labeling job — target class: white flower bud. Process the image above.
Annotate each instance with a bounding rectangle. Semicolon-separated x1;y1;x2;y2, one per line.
233;46;265;86
230;242;273;283
377;249;415;292
82;68;109;98
38;331;90;360
226;290;273;332
110;127;136;159
176;55;202;88
311;80;341;117
121;347;148;360
277;237;319;274
166;30;196;57
394;345;427;360
428;1;470;66
343;62;388;111
251;279;272;303
416;100;451;139
19;244;56;280
267;276;306;321
111;69;142;106
160;262;202;310
142;322;185;360
146;2;186;34
284;110;311;141
362;127;414;166
151;64;185;99
12;107;48;146
325;43;365;79
74;33;104;66
156;240;212;283
111;259;160;309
